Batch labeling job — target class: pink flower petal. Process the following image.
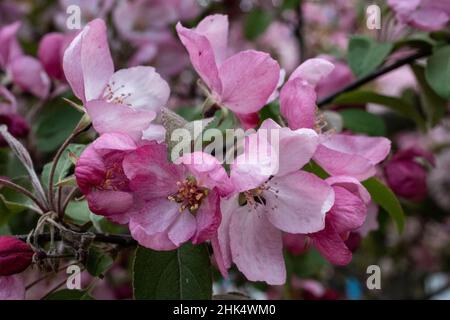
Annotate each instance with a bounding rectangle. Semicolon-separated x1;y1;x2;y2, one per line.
192;189;221;244
230;132;278;192
195;14;229;64
280;78;317;130
104;66;170;112
289;58;335;85
0;22;21;68
0;86;17;113
176;22;222;95
230;205;286;285
86;190;134;218
178;152;233;196
218;50;280;114
327;186;367;234
123;144;185;200
63;19;114;102
85;100;157;141
314;134;391;181
212;194;239;277
38;32;66;81
311;221;352;265
265;171;334;234
326;176;371;205
260;119;319;176
129;198;180;250
409;7;449;31
168;211;197;246
8;56;50;99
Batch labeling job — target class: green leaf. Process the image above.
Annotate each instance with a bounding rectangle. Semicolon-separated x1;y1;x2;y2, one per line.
41;144;85;190
425;45;450;100
303;161;329;179
347;36;393;78
86;248;114;277
133;243;212;300
244;9;272;40
333;90;426;130
0;178;36;225
282;0;300;10
285;249;328;278
413;64;447;127
176;105;203;122
393;33;435;52
362;177;405;233
65;200;92;225
34;101;82;153
340;109;386;136
259;103;280;123
45;289;94;300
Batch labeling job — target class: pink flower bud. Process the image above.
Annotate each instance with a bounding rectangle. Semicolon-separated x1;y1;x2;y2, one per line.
0;113;30;147
0;236;33;276
385;147;435;201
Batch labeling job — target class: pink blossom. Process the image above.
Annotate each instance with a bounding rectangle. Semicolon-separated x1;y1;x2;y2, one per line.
0;22;22;69
0;236;33;276
176;15;281;115
0;275;25;300
310;176;369;265
256;22;300;74
75;133;140;223
0;22;50;99
63;19;170;142
385;147;435;201
77;135;232;250
284;177;370;265
280;58;391;181
38;32;75;82
212;119;334;285
122;145;232;250
128;37;190;79
388;0;450;31
0;113;30;147
0;1;25;27
113;0;199;44
0;86;29;146
357;201;379;237
0;85;17;113
8;55;50;99
315;55;354;100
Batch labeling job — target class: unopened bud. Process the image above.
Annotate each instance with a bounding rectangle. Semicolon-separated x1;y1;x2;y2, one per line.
0;236;33;276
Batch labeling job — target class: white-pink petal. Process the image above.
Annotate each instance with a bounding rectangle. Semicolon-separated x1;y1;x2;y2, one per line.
289;58;335;85
195;14;229;64
229;205;286;285
104;66;170;112
63;19;114;102
265;171;334;234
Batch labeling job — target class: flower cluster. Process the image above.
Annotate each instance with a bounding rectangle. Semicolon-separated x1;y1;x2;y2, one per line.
67;16;391;285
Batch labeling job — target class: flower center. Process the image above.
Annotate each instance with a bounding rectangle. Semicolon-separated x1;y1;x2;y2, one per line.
240;180;280;212
100;161;129;191
104;82;132;106
243;185;267;206
167;178;209;213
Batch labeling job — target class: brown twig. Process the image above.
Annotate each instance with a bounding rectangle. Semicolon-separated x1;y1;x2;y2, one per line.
317;49;430;107
17;232;138;247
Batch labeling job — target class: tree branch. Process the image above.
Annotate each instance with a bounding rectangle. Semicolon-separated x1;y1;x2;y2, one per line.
317;50;430;107
16;232;137;247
